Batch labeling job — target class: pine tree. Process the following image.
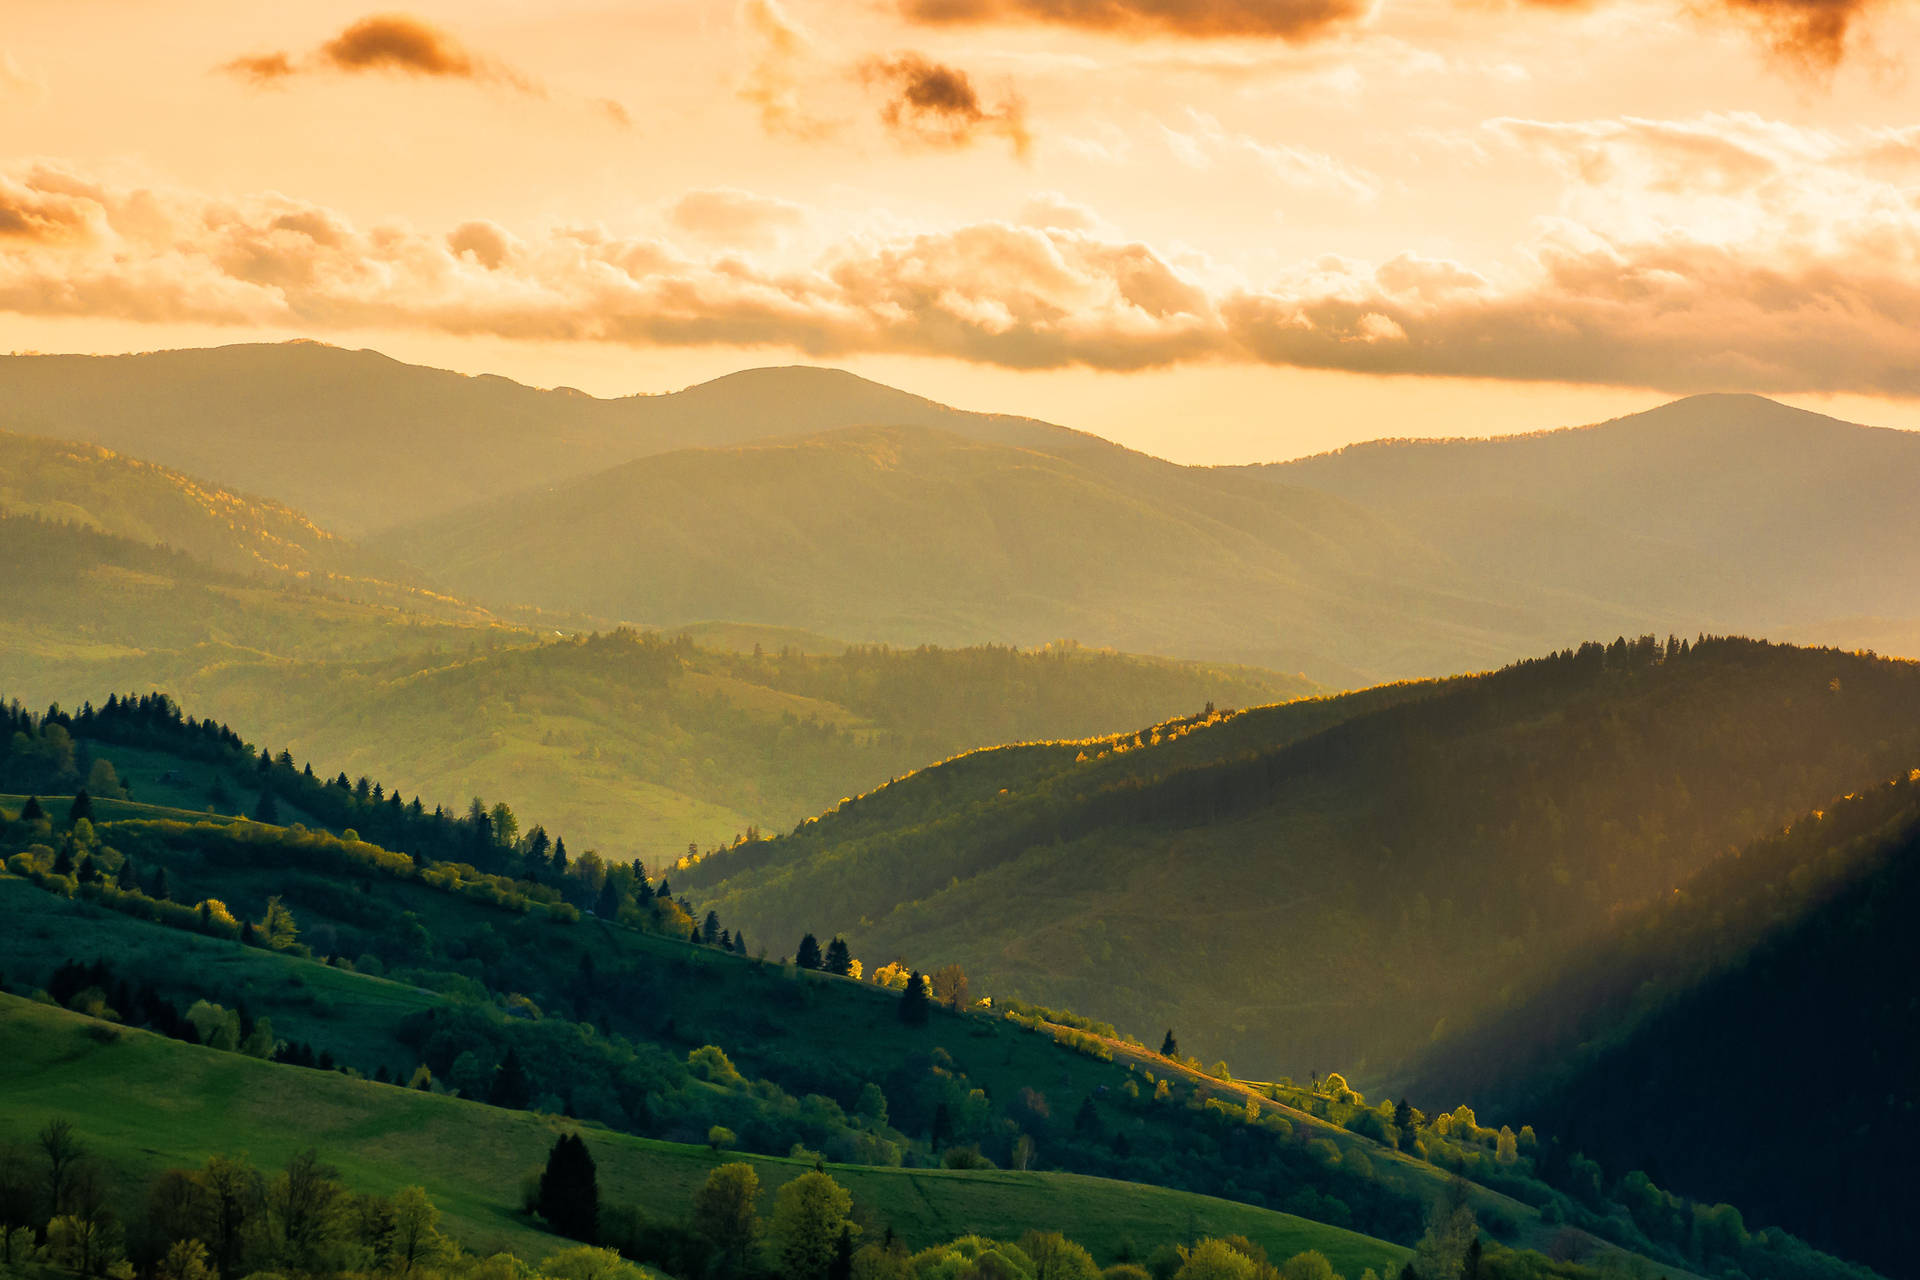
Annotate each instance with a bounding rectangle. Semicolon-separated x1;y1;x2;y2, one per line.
1394;1098;1415;1136
252;788;279;824
703;911;721;944
822;937;853;976
1160;1030;1178;1058
67;789;92;825
899;971;931;1026
595;879;620;919
18;796;44;822
795;933;823;970
536;1133;599;1242
115;856;136;890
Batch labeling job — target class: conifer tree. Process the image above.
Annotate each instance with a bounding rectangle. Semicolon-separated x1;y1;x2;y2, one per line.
1160;1030;1178;1058
18;796;43;822
795;933;823;970
822;936;852;976
536;1133;599;1242
899;971;931;1026
66;789;91;825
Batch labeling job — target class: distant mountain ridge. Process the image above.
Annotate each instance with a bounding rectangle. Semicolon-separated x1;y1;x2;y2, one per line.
12;343;1920;682
0;342;1101;536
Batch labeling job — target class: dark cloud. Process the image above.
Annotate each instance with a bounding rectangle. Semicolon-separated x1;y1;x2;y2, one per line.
220;14;539;93
318;15;477;77
862;54;1031;156
897;0;1371;42
1714;0;1880;66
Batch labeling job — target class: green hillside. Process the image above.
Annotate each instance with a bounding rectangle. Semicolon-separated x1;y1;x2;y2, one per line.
0;696;1876;1280
0;518;505;692
0;429;415;593
0;995;1407;1277
1407;771;1920;1277
3;516;1311;859
677;637;1920;1084
384;424;1535;687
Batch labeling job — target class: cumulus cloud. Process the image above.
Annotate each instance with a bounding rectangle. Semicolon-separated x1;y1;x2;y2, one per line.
861;54;1031;157
668;188;810;250
898;0;1373;42
2;159;1917;396
221;13;541;94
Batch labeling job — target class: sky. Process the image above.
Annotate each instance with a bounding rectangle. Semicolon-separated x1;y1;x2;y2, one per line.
3;0;1919;462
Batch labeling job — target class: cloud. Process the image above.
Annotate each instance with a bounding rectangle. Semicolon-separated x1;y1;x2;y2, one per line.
668;189;809;251
3;159;1918;397
737;0;834;138
1162;109;1380;200
861;54;1031;157
1497;0;1885;67
897;0;1373;41
221;13;541;94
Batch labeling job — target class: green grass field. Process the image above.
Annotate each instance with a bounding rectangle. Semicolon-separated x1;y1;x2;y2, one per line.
0;995;1410;1277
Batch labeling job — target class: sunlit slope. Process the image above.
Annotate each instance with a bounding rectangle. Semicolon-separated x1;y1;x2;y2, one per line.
680;638;1920;1084
0;428;423;588
0;995;1410;1276
0;343;1103;536
1408;774;1920;1277
0;518;505;698
385;424;1578;685
171;633;1313;861
1262;394;1920;643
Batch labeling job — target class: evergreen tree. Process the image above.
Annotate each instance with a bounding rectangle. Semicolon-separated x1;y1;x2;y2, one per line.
252;788;279;824
795;933;823;970
733;931;748;956
66;789;91;825
899;971;931;1026
1394;1098;1415;1136
51;841;74;878
490;1048;533;1110
822;936;853;976
18;796;43;822
703;910;721;945
827;1225;854;1280
114;856;136;890
150;867;170;901
536;1133;599;1242
594;879;620;919
1160;1030;1178;1058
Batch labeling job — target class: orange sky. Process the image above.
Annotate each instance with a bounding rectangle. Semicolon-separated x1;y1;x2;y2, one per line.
3;0;1919;461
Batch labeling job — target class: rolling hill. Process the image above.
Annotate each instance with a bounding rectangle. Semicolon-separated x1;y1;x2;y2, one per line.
382;424;1566;686
1;518;1316;859
0;696;1863;1280
386;392;1920;686
0;343;1104;537
1257;393;1920;643
675;637;1920;1088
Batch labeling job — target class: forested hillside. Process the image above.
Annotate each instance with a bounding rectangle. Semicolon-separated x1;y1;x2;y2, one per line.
678;637;1920;1083
0;692;1878;1280
1407;772;1920;1276
1;579;1310;862
0;430;416;590
384;424;1532;686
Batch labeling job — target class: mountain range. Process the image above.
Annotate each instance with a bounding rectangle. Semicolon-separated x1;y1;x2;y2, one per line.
10;342;1919;683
